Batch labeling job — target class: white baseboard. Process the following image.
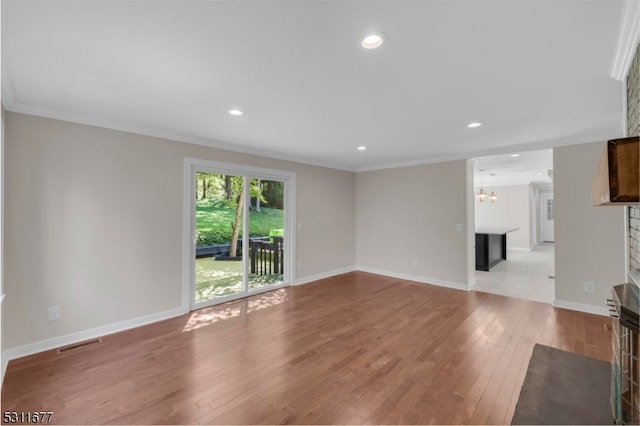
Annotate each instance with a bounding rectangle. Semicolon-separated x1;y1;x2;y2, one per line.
552;299;609;317
468;278;478;289
3;307;186;363
294;266;356;286
4;268;359;364
509;246;533;252
355;266;471;291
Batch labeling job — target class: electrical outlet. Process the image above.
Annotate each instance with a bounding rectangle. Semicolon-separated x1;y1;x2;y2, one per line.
297;261;303;271
584;281;595;292
48;305;61;321
411;259;418;267
456;223;463;232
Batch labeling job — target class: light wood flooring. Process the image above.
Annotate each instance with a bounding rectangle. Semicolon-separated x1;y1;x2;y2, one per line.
1;271;612;424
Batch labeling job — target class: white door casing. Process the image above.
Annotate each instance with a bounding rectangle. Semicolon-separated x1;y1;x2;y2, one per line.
182;158;296;312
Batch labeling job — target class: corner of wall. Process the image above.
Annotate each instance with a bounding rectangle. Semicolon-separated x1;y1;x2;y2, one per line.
466;159;476;287
294;266;356;286
1;352;7;389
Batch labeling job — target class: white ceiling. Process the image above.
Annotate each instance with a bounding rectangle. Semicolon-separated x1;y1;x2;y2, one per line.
474;148;553;187
1;0;626;172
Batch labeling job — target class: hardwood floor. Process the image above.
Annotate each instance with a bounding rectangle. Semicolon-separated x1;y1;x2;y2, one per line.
1;271;612;425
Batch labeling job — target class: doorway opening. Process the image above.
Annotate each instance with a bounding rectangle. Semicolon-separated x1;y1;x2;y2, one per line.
471;149;555;303
183;159;295;311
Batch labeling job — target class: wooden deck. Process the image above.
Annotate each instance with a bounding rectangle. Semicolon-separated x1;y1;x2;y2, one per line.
1;271;612;424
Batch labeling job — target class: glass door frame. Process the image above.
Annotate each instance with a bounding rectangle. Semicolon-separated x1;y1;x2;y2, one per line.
182;158;296;311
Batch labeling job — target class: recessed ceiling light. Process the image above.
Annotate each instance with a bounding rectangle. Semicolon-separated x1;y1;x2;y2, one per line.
357;146;367;151
228;109;243;116
511;154;520;158
361;33;385;49
467;122;483;128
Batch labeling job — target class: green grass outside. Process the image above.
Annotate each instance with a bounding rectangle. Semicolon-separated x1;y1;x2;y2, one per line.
196;199;284;237
194;200;284;303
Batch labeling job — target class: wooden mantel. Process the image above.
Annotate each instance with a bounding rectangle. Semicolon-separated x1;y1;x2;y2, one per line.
592;136;639;205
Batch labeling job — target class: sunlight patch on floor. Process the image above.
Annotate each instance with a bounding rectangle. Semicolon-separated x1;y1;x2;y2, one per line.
183;288;290;332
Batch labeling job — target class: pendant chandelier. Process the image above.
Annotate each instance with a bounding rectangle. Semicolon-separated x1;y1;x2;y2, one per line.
489;173;498;203
477;169;487;202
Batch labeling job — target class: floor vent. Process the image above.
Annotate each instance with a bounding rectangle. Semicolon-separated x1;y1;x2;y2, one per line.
548;275;555;279
57;338;102;354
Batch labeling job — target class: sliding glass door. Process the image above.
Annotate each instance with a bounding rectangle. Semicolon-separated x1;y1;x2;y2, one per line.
186;160;294;310
248;179;285;290
194;173;245;305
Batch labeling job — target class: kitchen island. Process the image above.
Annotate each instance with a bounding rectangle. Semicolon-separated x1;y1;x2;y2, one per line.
475;227;518;271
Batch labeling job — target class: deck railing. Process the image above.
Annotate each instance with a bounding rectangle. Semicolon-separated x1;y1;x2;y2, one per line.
196;236;284;276
250;236;284;275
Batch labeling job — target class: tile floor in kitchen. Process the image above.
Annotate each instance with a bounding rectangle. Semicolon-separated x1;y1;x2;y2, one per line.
472;242;555;304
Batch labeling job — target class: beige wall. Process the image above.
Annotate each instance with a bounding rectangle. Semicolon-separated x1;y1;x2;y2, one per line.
474;184;532;250
355;160;472;289
3;112;355;349
554;141;626;310
2;109;628;354
1;108;5;380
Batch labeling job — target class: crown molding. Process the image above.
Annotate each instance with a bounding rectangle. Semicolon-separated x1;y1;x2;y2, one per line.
355;131;622;173
7;101;624;175
611;0;640;81
5;102;355;172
